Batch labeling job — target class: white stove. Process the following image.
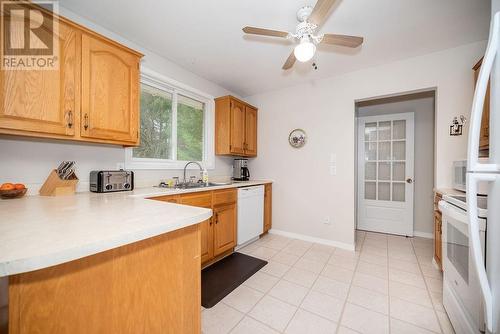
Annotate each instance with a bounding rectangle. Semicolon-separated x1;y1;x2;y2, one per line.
439;194;488;334
443;194;488;218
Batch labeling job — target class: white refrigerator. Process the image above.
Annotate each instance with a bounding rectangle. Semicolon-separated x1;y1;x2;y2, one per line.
467;11;500;334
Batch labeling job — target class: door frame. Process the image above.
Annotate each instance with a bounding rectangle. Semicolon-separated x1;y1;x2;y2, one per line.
356;112;415;236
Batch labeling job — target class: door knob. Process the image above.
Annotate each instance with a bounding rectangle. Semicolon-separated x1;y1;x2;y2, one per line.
406;178;413;184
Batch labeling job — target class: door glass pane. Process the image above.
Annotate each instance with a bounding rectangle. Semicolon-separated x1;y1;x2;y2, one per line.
365;182;376;200
392;162;405;181
365;122;377;141
392;183;405;202
378;162;390;180
378;182;390;201
378;142;391;160
365;143;377;161
393;120;406;140
378;121;391;140
447;223;469;284
133;83;173;159
393;141;406;160
365;162;376;180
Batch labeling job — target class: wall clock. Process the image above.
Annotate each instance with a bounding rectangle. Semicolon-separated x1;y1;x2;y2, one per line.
288;129;307;148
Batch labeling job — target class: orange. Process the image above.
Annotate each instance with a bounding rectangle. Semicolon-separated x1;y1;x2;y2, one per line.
14;183;25;190
0;183;15;191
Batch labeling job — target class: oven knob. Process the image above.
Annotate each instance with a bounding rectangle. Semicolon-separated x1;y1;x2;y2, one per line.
105;184;113;191
123;183;131;189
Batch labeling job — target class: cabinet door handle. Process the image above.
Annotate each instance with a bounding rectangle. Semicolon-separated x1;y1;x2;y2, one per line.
215;213;219;224
209;219;213;226
67;110;73;128
84;114;89;130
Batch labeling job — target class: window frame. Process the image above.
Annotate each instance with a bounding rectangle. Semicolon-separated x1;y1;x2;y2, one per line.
125;67;215;170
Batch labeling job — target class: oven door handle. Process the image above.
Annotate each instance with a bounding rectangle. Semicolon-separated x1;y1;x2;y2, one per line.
467;172;496;332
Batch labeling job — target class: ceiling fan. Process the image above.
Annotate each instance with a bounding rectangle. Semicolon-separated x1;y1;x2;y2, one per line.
242;0;364;70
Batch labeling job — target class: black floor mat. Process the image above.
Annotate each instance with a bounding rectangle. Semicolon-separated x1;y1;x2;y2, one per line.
202;252;267;308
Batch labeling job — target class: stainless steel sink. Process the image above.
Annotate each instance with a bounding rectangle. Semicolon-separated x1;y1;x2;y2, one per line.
172;181;233;190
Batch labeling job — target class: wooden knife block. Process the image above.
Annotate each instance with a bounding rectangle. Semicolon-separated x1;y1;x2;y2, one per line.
39;170;79;196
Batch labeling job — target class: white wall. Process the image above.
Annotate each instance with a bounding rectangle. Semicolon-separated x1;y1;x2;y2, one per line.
357;96;435;237
0;6;238;194
247;41;486;248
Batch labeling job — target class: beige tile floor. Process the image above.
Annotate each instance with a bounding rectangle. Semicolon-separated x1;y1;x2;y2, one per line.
201;231;455;334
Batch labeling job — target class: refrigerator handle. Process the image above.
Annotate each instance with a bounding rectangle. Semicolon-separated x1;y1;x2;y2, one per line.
467;12;500;173
466;173;497;332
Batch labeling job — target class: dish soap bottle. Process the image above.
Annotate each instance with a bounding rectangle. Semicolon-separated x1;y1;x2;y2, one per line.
202;168;209;186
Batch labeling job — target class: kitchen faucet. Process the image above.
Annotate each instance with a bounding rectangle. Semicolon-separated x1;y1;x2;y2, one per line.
183;161;204;184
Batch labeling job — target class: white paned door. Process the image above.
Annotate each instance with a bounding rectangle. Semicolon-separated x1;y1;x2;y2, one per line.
357;112;415;236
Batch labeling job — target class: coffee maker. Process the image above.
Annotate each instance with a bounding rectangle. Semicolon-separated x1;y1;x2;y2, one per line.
233;159;250;181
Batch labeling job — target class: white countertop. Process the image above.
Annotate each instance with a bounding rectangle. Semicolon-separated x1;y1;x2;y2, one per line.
130;180;273;198
0;180;272;277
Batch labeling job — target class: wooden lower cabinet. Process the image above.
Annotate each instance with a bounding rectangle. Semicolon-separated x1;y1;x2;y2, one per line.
213;204;237;256
434;211;442;269
263;184;272;233
434;192;443;271
149;188;238;266
8;225;201;334
200;219;214;264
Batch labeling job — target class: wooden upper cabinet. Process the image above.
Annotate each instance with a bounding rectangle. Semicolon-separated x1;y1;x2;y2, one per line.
0;21;77;137
81;34;140;144
474;57;490;154
215;95;258;157
230;100;246;155
0;4;143;146
244;106;258;156
213;204;237;256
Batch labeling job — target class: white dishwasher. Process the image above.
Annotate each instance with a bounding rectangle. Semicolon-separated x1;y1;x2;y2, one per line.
236;185;264;248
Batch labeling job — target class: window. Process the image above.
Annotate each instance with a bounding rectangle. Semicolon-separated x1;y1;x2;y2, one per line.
125;68;215;169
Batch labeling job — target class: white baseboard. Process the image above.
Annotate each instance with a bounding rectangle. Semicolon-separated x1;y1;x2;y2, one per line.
413;231;434;239
269;229;355;251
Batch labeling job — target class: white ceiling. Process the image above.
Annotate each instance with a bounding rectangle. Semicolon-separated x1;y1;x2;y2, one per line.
60;0;490;97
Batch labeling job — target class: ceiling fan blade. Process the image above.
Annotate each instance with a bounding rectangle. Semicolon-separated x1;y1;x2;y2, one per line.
242;26;289;38
282;51;296;70
308;0;337;26
321;34;364;47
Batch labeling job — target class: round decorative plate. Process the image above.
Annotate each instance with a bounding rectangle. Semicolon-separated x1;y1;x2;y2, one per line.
288;129;307;148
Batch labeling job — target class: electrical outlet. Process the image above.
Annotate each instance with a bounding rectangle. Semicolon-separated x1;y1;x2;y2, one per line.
323;217;331;225
329;166;337;176
116;163;125;170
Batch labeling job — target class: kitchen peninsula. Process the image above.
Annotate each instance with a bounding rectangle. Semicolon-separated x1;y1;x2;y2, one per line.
0;191;212;334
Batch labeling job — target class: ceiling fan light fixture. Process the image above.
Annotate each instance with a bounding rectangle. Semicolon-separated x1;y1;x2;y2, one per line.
294;37;316;62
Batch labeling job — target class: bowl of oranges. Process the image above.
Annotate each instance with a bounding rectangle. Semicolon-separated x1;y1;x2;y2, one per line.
0;183;27;199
